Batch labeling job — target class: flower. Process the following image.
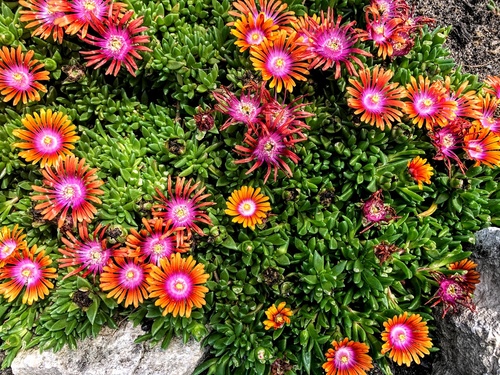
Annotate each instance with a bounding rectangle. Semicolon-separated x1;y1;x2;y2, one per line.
429;118;469;174
484;75;500;99
231;12;278;52
381;312;433;366
360;190;399;233
152;176;215;246
473;94;500;133
346;65;406;130
301;8;371;79
448;259;480;294
437;77;480;120
225;186;272;230
80;10;151;76
0;225;28;268
0;245;57;305
404;75;457;129
228;0;296;29
147;253;210;318
427;273;475;317
53;0;123;39
0;46;50;106
322;338;373;375
12;109;80;168
407;156;433;189
100;257;152;308
263;301;292;330
126;217;189;266
213;83;264;131
234;114;301;183
31;155;104;228
19;0;66;43
250;30;309;93
58;223;122;279
463;123;500;168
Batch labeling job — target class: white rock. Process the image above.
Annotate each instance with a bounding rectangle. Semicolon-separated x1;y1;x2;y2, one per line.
11;322;206;375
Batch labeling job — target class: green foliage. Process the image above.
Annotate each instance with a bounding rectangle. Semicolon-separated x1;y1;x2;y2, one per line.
0;0;499;374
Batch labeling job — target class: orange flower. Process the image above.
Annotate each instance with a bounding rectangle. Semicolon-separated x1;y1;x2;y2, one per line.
13;109;79;168
100;257;152;308
231;12;278;52
250;30;309;93
346;65;406;130
0;245;57;305
0;225;28;268
463;123;500;168
263;301;292;330
225;186;271;230
0;46;50;106
147;253;209;318
19;0;65;43
322;338;373;375
407;156;433;189
381;312;433;366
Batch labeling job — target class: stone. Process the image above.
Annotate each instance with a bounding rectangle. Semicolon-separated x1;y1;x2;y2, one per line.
11;322;206;375
432;227;500;375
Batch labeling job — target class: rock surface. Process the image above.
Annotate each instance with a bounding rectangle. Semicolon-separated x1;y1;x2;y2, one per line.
11;322;206;375
431;227;500;375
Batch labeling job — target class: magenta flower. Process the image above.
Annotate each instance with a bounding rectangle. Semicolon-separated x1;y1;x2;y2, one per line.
80;10;151;76
360;190;399;233
301;8;371;78
429;118;469;174
427;273;475;317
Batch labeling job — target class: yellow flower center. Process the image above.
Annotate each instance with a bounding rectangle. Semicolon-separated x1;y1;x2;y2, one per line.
275;58;285;68
243;203;251;211
370;205;380;214
422;98;433;108
108;36;124;52
90;250;102;261
1;244;12;254
12;73;24;82
43;136;53;146
21;268;32;278
153;243;164;254
84;0;96;10
240;104;252;115
340;355;348;364
275;314;284;324
251;33;260;41
175;281;185;291
398;333;406;342
126;270;135;280
264;141;274;152
174;206;188;221
374;26;385;34
447;284;457;296
370;94;380;104
327;40;340;51
442;134;454;148
63;186;75;199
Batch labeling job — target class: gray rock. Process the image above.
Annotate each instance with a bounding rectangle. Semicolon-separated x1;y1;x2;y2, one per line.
11;322;206;375
432;227;500;375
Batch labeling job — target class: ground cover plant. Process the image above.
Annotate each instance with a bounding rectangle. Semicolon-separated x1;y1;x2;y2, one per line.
0;0;500;374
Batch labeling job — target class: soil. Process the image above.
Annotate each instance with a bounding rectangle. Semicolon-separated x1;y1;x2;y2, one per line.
412;0;500;80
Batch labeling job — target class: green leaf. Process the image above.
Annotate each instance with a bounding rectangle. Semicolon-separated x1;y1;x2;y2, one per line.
86;299;99;325
221;236;238;250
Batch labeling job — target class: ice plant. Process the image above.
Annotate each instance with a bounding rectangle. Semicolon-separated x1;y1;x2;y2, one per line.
346;65;406;130
250;30;309;93
100;257;152;308
228;0;296;29
0;245;57;305
19;0;66;43
404;75;457;129
0;225;28;268
263;301;293;330
53;0;123;39
126;217;189;266
0;46;50;106
80;10;151;76
373;242;403;264
31;155;105;228
407;156;433;189
381;312;433;366
322;338;373;375
427;273;475;317
231;13;278;52
12;109;80;168
473;94;500;133
152;176;215;246
429;118;469;174
58;223;122;279
301;8;371;79
234;115;302;183
463;123;500;168
224;186;272;230
484;75;500;99
360;190;399;233
449;259;480;293
147;253;210;318
437;77;480;120
213;83;264;131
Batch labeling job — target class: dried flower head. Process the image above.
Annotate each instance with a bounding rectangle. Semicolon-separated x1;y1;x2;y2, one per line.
360;190;399;233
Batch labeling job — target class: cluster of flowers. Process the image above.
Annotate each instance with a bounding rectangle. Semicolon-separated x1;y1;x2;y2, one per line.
0;1;151;108
213;80;313;183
